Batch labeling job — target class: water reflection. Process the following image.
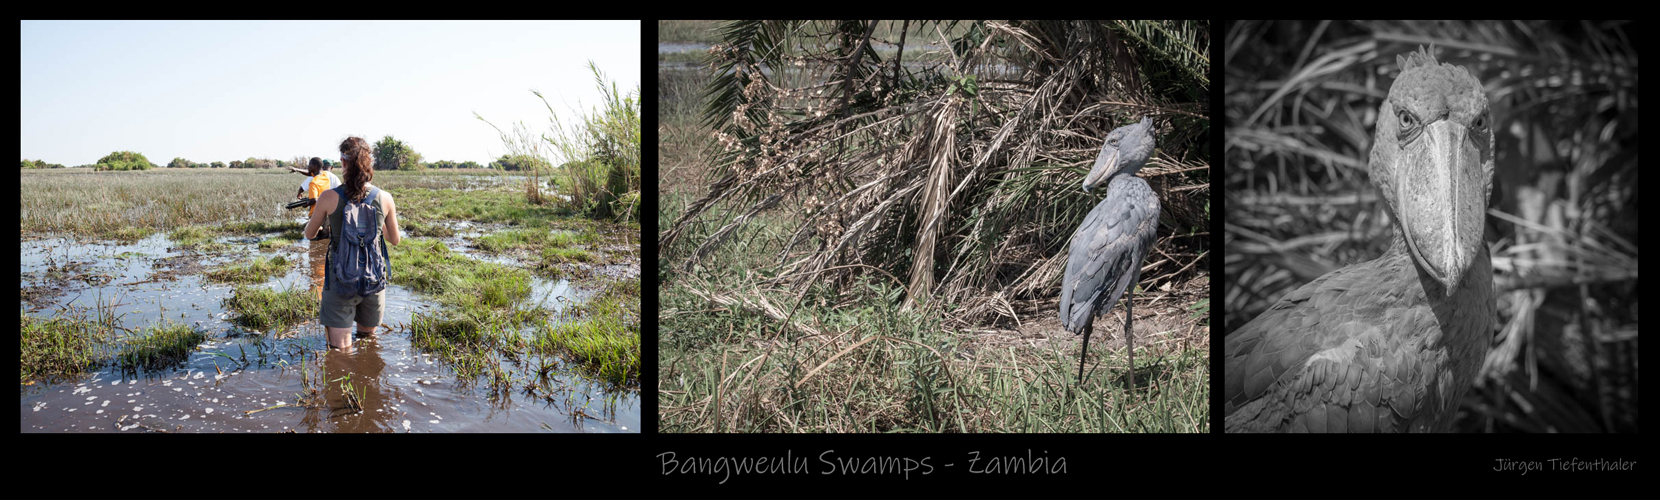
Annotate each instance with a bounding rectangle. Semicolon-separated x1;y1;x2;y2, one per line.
308;237;327;302
304;336;393;432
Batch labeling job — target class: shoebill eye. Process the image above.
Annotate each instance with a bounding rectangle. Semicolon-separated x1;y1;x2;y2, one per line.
1397;108;1417;130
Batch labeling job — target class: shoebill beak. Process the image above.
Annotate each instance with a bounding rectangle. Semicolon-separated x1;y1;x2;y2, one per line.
1083;149;1119;194
1396;119;1486;296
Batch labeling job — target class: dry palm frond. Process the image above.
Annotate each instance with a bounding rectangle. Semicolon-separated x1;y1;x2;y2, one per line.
663;20;1211;326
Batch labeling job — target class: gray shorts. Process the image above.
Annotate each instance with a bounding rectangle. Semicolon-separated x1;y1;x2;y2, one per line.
320;288;385;330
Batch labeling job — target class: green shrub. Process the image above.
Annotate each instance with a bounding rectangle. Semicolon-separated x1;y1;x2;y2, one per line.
94;151;156;171
373;135;424;171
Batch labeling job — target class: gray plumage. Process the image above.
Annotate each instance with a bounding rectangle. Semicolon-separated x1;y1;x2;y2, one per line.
1060;116;1159;384
1223;47;1495;432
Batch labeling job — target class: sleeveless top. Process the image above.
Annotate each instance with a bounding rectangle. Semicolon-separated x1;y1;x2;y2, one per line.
323;185;388;292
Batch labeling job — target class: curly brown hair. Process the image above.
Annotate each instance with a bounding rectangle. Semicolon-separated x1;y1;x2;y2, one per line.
338;136;374;201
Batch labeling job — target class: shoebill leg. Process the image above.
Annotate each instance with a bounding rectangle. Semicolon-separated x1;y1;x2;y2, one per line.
1076;319;1093;384
1124;287;1135;387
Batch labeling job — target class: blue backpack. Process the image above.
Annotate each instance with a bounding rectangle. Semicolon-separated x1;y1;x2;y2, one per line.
327;185;389;297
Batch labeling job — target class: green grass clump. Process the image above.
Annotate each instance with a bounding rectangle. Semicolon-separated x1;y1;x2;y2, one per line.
401;219;455;238
408;310;511;381
394;187;548;226
115;322;207;372
546;229;598;248
106;226;155;244
205;255;292;284
222;285;315;331
541;246;595;264
221;220;301;235
169;225;215;247
391;239;532;310
533;278;640;386
534;293;639;386
20;313;110;382
475;227;599;253
475;228;542;253
258;237;296;251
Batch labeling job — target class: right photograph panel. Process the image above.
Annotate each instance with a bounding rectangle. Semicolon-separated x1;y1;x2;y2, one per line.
1222;20;1637;433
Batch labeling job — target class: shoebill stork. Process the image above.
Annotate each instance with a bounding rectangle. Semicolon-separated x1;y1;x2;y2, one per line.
1060;116;1158;384
1224;46;1495;432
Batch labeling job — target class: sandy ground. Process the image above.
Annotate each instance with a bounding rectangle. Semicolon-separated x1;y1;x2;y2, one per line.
947;272;1211;366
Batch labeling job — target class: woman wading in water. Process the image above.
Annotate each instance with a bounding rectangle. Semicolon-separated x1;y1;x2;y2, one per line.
305;136;401;351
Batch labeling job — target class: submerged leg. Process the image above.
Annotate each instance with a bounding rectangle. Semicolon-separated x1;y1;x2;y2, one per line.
326;326;353;352
1077;320;1093;384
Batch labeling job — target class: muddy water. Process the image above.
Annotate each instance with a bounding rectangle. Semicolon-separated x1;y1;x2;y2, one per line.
20;228;638;433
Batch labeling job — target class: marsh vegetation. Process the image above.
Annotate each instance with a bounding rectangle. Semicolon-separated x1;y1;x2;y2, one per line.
659;20;1211;432
20;164;640;433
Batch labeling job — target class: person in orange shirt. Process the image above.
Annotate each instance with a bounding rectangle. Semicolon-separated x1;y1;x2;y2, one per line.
303;157;343;217
302;157;343;301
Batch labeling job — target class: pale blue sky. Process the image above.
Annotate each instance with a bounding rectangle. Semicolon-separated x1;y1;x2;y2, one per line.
21;20;641;167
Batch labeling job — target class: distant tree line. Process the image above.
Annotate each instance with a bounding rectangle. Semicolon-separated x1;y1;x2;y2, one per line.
29;136;500;173
426;160;485;170
20;159;66;169
488;154;549;172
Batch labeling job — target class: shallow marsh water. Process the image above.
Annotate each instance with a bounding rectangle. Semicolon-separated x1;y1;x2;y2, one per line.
20;224;637;433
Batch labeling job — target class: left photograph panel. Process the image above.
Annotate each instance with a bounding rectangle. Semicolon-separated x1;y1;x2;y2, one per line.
20;20;641;433
658;20;1211;433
